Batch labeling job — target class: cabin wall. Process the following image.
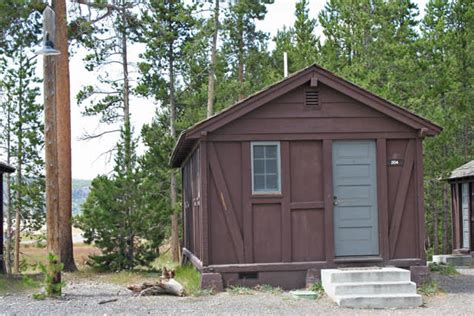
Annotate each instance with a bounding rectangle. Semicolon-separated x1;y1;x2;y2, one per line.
182;147;202;260
450;180;474;251
199;83;423;267
451;182;461;250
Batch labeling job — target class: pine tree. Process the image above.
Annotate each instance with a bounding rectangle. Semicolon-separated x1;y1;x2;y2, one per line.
138;0;198;262
419;0;474;254
271;0;320;76
0;7;45;274
207;0;220;118
73;0;142;163
75;128;165;270
222;0;274;101
293;0;320;69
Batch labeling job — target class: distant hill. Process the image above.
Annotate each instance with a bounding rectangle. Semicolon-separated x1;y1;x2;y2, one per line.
2;178;90;216
72;179;91;215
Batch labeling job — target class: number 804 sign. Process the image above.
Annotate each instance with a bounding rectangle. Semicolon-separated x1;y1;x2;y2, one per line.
388;159;404;166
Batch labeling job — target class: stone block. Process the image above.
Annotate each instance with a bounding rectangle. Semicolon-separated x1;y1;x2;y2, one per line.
200;272;224;293
410;265;430;285
305;268;321;288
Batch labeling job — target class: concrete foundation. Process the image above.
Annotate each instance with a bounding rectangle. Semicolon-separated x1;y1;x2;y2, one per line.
432;254;472;267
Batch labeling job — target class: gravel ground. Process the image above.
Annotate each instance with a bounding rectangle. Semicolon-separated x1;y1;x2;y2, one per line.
2;269;474;315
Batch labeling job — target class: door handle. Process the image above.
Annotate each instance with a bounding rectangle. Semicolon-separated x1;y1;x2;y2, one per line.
333;196;338;206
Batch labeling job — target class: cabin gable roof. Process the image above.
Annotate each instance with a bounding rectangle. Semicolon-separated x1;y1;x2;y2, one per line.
449;160;474;180
171;64;442;168
0;162;15;173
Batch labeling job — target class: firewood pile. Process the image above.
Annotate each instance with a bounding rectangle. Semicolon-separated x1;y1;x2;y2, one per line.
127;267;185;297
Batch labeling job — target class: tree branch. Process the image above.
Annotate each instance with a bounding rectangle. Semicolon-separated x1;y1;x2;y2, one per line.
80;129;120;141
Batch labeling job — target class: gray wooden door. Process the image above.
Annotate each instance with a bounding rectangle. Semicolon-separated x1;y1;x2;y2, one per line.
332;140;379;256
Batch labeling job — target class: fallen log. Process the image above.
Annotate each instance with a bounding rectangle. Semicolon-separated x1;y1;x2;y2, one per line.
127;281;158;293
127;268;185;297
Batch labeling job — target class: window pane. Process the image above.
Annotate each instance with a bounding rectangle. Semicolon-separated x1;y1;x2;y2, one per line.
265;145;277;159
266;174;278;190
266;159;277;174
254;174;265;191
253;145;264;159
254;159;265;174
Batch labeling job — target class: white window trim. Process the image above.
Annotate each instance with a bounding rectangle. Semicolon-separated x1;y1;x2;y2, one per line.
251;141;281;194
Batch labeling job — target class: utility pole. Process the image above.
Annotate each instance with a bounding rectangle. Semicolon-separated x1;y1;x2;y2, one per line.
39;6;61;258
53;0;76;272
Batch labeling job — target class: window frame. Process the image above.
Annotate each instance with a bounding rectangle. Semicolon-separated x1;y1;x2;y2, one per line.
251;141;281;194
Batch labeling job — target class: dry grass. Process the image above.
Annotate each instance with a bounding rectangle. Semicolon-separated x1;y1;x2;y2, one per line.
17;243;201;296
20;243;100;271
0;274;42;295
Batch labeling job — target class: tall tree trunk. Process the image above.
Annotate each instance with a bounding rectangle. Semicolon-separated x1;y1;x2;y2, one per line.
53;0;76;272
433;195;439;255
443;183;450;253
13;58;24;274
5;99;12;274
13;161;21;274
169;44;179;262
44;7;61;258
121;5;131;169
207;0;219;118
121;4;134;262
237;15;244;101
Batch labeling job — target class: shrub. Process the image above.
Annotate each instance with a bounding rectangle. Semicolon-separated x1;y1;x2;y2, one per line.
418;280;441;296
428;262;459;275
310;282;325;296
33;253;65;299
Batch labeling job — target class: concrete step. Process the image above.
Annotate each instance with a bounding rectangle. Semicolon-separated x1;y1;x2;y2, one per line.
432;254;472;266
332;281;416;296
336;293;422;309
321;267;422;309
322;267;410;284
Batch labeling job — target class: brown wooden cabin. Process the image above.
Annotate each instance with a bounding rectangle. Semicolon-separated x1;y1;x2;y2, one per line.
171;64;442;290
449;160;474;253
0;162;15;273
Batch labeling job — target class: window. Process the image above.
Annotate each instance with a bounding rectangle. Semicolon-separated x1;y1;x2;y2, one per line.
251;142;281;194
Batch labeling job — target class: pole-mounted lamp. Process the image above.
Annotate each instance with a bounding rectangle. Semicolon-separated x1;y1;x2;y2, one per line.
38;6;61;257
35;32;60;56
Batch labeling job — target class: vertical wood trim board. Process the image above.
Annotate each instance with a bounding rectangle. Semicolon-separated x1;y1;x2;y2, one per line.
451;184;459;250
377;139;390;260
281;141;292;262
200;141;209;265
323;139;335;262
415;138;425;259
241;142;254;263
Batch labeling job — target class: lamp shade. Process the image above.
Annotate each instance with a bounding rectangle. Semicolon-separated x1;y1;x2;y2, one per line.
35;40;60;56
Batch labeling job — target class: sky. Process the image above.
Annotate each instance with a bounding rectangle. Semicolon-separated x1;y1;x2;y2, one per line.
23;0;428;180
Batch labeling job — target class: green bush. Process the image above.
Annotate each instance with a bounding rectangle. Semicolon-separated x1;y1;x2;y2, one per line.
418;280;441;296
33;253;65;299
428;262;459;275
310;282;325;295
